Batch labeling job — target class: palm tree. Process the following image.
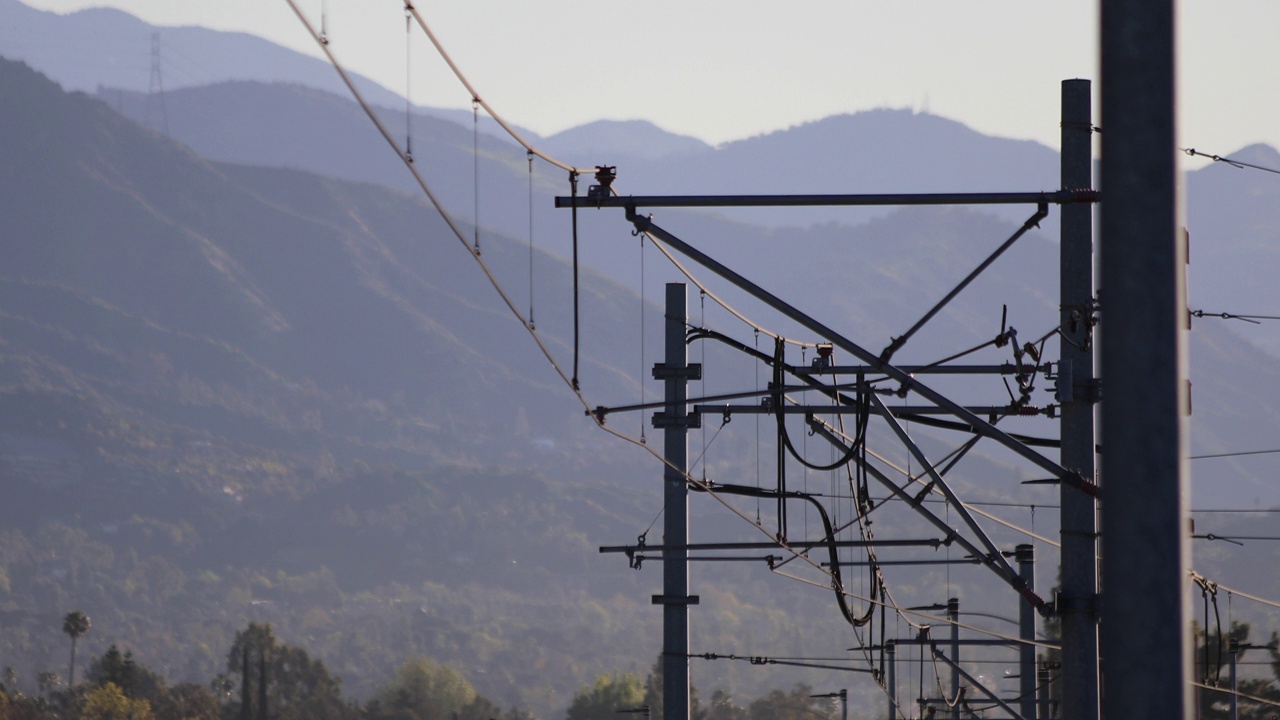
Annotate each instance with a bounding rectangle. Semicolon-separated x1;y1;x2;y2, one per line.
61;610;91;686
36;670;61;698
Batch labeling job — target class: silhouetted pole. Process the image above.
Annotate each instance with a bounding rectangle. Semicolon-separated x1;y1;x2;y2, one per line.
1058;77;1100;720
1037;661;1051;720
947;598;959;720
1016;544;1036;720
658;283;693;720
1099;3;1191;720
1229;640;1238;720
886;641;897;720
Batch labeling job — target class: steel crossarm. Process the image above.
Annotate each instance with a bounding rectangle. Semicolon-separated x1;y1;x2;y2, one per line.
626;208;1096;498
806;417;1045;614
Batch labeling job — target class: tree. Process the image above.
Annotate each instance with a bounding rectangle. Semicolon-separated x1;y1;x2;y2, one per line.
80;682;154;720
1193;622;1278;720
62;611;92;686
36;671;62;699
641;656;704;720
370;657;478;720
746;684;829;720
704;690;747;720
224;622;351;720
154;683;218;720
566;673;644;720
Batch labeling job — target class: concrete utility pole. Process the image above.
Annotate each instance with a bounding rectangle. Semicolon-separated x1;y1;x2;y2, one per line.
1057;78;1100;720
657;283;694;720
1099;3;1191;720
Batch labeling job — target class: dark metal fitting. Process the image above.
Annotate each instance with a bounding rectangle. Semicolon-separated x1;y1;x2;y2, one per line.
651;595;700;606
1054;592;1097;617
652;362;702;380
651;412;701;429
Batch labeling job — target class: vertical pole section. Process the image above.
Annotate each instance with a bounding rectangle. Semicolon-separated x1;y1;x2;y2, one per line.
1037;661;1051;720
947;598;959;720
661;283;691;720
1229;642;1238;720
1017;544;1036;720
1058;77;1100;720
887;642;897;720
1099;3;1191;720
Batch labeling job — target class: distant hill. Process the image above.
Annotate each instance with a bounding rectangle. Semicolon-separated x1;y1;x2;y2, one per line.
0;0;397;107
5;12;1280;716
0;0;534;141
542;119;713;163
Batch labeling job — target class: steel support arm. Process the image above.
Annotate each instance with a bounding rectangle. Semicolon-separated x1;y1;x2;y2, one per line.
807;417;1049;615
869;392;1045;612
555;190;1097;209
928;643;1028;720
625;208;1096;498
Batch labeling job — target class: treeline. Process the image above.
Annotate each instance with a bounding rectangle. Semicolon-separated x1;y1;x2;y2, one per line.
0;621;534;720
1;620;844;720
564;664;841;720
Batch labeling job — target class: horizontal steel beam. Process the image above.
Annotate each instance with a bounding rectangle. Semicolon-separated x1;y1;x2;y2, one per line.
554;190;1097;209
600;538;945;554
695;404;1044;416
795;363;1051;376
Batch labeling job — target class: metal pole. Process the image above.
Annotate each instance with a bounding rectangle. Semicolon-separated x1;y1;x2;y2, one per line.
1037;660;1051;720
1017;544;1036;720
660;283;691;720
1229;640;1238;720
887;641;897;720
1057;77;1101;720
947;598;960;720
1099;3;1190;720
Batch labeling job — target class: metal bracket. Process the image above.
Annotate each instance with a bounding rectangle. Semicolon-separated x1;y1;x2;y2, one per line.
1055;360;1101;404
652;412;701;429
651;595;700;606
1054;592;1098;618
652;362;702;380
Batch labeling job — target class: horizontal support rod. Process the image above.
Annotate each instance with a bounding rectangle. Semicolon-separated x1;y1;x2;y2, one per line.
795;363;1052;376
695;404;1045;416
590;364;1051;419
600;538;946;554
887;638;1042;648
824;558;982;568
591;382;864;419
555;190;1097;209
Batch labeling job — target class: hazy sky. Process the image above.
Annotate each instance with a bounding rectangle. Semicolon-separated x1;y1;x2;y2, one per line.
22;0;1280;160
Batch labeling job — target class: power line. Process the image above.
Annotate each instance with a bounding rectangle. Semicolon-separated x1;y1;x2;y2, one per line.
1191;309;1280;325
1184;148;1280;176
1191;448;1280;460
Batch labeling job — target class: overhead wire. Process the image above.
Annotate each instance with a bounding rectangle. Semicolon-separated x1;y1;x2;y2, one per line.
1191;448;1280;460
1184;148;1280;176
472;100;481;254
1191;309;1280;324
294;4;1098;687
1190;571;1280;612
527;150;535;327
399;2;830;356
